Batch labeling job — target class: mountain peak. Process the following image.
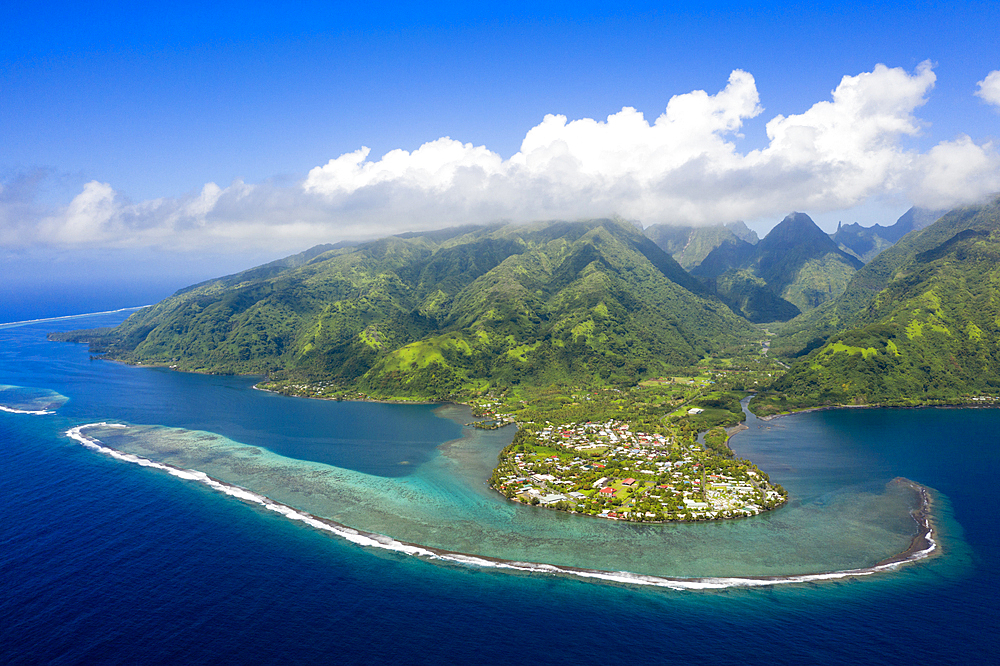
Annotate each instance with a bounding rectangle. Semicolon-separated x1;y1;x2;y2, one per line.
759;212;842;253
777;211;822;231
724;220;759;245
693;211;864;322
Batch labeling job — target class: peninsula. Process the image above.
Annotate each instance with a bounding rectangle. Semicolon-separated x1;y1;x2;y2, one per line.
490;418;785;521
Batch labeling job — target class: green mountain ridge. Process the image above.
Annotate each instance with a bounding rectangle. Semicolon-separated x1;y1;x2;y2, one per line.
65;219;757;398
772;203;997;356
692;213;862;323
58;199;1000;412
644;221;758;270
832;207;943;263
766;197;1000;408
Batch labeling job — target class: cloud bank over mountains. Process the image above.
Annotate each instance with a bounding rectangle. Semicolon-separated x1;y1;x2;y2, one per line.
4;62;999;252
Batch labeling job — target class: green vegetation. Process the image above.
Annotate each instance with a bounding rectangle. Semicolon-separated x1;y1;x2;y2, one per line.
710;269;801;323
481;369;786;522
772;203;995;357
66;218;756;399
52;199;1000;501
756;197;1000;413
645;221;758;270
490;421;786;522
692;212;862;323
832;207;943;264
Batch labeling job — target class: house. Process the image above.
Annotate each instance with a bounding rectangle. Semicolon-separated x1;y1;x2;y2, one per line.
599;487;616;496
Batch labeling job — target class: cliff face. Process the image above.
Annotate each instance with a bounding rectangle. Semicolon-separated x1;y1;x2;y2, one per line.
833;207;945;263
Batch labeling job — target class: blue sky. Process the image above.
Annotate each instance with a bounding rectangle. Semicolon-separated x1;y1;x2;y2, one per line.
2;1;999;316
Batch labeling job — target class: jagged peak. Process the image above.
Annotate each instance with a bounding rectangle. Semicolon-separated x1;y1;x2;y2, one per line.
724;220;759;245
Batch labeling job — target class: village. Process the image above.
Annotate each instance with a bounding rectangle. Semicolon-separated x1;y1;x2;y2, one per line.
489;419;787;522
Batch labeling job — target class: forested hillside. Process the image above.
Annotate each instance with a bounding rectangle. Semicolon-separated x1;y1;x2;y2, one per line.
645;221;758;270
692;213;862;323
761;197;1000;411
772;203;996;357
60;219;756;398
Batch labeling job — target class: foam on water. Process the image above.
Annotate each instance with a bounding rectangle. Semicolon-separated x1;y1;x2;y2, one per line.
0;406;55;415
67;423;937;590
0;305;148;329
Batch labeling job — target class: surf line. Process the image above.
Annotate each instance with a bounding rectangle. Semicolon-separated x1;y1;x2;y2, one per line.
0;405;55;415
66;423;938;591
0;305;149;329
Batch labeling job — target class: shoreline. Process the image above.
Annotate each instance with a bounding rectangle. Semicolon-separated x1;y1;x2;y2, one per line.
66;422;938;591
755;400;1000;422
87;350;1000;422
251;382;443;406
875;478;937;567
0;405;55;415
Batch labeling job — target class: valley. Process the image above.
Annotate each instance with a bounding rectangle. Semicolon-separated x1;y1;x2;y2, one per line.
52;196;1000;521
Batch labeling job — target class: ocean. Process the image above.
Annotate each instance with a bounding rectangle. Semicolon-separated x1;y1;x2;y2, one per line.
1;310;997;664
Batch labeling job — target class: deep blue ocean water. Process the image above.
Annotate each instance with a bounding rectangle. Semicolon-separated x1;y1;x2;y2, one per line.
1;310;998;664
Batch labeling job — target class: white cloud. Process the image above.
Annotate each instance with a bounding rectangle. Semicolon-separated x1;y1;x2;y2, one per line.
512;69;763;182
4;62;999;252
41;181;120;243
976;70;1000;109
305;139;505;195
304;69;764;216
910;135;1000;208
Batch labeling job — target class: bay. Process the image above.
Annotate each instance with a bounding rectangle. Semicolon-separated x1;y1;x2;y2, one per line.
1;311;996;664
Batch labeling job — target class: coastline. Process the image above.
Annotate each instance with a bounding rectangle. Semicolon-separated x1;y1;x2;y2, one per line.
66;422;938;591
725;423;749;436
251;382;442;406
753;397;1000;422
875;478;937;567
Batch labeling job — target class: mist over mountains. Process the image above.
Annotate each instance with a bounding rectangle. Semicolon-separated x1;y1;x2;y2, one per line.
55;196;1000;408
644;209;941;324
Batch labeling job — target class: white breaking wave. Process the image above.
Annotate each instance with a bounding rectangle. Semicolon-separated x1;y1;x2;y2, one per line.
0;405;55;415
0;305;149;329
66;423;938;591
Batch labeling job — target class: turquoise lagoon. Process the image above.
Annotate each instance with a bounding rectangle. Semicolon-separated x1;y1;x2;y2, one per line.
2;310;995;664
8;306;931;583
70;404;928;582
